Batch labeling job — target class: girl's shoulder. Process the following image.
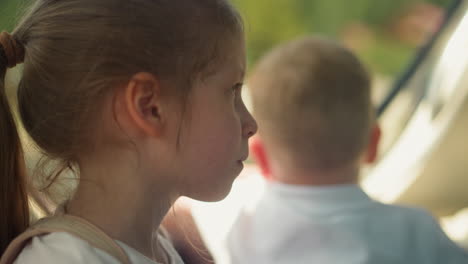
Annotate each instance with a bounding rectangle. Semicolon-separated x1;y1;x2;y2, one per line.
154;230;185;264
14;232;121;264
14;231;184;264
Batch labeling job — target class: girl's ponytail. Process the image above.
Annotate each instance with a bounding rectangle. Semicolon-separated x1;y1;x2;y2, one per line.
0;31;29;255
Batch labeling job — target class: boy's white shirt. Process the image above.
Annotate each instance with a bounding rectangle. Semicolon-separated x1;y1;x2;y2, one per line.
14;231;184;264
227;182;468;264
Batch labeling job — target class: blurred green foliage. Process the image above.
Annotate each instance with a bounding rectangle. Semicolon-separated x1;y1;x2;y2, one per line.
0;0;27;31
0;0;454;76
232;0;454;76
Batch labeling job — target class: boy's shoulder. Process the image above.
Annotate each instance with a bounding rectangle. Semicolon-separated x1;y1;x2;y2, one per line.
376;203;468;259
372;202;433;217
368;200;443;230
368;201;464;249
374;202;437;221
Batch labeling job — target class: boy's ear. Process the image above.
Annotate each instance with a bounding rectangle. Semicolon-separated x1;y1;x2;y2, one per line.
124;72;164;137
250;136;272;179
364;123;381;164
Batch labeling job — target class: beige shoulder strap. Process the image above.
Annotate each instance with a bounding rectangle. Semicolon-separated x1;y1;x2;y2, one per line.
0;215;131;264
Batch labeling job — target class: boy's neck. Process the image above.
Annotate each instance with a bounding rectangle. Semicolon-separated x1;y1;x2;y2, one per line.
270;162;360;186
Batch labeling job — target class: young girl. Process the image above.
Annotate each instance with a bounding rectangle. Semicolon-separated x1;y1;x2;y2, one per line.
0;0;257;263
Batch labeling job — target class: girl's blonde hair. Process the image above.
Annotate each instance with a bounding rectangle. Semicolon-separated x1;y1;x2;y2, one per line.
0;0;243;254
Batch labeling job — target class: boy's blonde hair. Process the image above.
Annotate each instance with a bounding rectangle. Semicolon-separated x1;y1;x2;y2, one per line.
249;36;372;170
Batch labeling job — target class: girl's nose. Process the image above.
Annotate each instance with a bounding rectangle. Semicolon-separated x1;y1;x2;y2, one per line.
242;106;258;138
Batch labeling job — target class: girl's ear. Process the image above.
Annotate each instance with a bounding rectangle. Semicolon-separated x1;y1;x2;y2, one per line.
250;136;272;180
124;72;164;137
364;123;381;164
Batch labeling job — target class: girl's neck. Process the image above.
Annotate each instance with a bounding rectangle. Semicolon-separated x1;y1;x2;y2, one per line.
67;150;177;262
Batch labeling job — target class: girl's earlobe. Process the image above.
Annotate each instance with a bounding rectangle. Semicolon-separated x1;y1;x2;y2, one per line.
125;72;164;137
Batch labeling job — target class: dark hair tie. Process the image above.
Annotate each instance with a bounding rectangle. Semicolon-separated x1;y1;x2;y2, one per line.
0;31;25;68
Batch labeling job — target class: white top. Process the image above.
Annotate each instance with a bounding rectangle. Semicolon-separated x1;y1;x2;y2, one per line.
14;231;184;264
227;183;468;264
